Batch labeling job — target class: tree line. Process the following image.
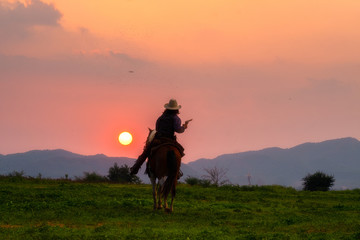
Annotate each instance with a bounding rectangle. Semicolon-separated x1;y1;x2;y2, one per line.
1;164;335;191
0;163;141;184
184;167;335;191
76;163;142;183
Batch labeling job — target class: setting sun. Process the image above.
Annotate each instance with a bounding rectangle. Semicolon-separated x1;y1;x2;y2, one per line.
118;132;133;145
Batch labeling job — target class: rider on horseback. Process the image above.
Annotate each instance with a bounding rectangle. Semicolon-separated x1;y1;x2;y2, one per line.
130;99;192;175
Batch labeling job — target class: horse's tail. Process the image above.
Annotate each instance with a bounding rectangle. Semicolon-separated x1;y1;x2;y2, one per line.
162;149;178;198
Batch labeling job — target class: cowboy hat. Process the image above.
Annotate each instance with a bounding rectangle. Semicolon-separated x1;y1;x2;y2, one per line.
164;99;182;110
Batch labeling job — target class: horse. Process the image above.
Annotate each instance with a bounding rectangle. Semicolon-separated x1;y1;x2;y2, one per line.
146;128;182;213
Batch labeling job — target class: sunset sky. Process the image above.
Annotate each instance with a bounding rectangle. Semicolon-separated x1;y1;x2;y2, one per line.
1;0;359;162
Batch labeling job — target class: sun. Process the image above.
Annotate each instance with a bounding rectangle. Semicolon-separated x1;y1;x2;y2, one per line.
118;132;133;145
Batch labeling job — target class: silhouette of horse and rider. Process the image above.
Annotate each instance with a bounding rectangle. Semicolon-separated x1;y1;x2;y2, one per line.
130;99;192;212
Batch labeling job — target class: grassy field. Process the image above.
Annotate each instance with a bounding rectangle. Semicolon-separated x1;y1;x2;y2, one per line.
0;178;359;240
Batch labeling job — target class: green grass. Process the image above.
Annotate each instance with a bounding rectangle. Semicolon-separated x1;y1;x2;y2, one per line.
0;178;359;239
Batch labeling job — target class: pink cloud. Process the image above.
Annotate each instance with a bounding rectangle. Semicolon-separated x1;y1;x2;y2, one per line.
0;0;61;40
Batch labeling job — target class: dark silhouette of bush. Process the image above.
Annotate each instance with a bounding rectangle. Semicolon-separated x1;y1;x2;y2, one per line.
5;171;26;182
8;170;25;177
185;177;199;186
302;171;335;191
185;176;211;187
108;163;141;184
77;172;107;182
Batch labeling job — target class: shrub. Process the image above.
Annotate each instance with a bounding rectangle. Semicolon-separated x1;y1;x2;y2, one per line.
76;172;107;182
7;170;25;178
185;176;211;187
6;171;26;182
302;171;335;191
108;163;142;184
185;177;201;186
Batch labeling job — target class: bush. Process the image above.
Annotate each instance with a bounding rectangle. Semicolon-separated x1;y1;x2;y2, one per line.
185;177;201;186
74;172;106;182
302;171;335;191
78;172;107;183
108;163;142;184
6;171;26;182
185;176;211;187
7;170;25;177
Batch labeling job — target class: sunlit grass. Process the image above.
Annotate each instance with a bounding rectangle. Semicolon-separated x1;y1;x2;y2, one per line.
0;178;359;239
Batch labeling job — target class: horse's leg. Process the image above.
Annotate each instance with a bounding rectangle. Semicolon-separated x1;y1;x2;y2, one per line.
164;193;169;212
150;176;157;210
168;184;176;212
161;177;170;210
168;196;174;212
157;177;166;209
157;183;162;209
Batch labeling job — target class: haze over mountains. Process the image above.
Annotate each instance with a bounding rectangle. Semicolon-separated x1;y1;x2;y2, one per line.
0;149;197;184
1;137;359;189
188;137;360;189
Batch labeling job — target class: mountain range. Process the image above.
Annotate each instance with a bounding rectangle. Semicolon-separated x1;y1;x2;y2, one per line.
1;137;359;189
188;137;360;189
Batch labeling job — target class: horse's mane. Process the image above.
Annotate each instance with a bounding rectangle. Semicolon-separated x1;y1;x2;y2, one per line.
147;129;157;144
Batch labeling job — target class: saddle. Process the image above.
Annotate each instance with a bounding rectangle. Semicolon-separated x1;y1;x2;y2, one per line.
149;138;185;158
145;137;184;179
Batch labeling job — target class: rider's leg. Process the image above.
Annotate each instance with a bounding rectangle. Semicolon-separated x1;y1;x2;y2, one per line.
130;144;150;175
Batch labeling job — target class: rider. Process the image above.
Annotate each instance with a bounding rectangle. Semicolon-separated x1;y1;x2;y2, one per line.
130;99;192;175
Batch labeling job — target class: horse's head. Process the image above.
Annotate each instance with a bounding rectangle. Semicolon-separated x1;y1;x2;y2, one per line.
146;128;156;145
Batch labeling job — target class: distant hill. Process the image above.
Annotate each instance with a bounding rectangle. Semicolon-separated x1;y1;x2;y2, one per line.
1;137;360;189
0;149;195;183
187;137;360;189
0;149;134;179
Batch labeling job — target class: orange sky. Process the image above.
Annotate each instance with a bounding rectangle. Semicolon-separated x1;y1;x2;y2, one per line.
1;0;360;162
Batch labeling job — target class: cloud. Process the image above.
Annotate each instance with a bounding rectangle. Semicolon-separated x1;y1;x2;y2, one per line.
2;0;61;26
0;0;144;64
0;0;153;82
0;0;62;42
